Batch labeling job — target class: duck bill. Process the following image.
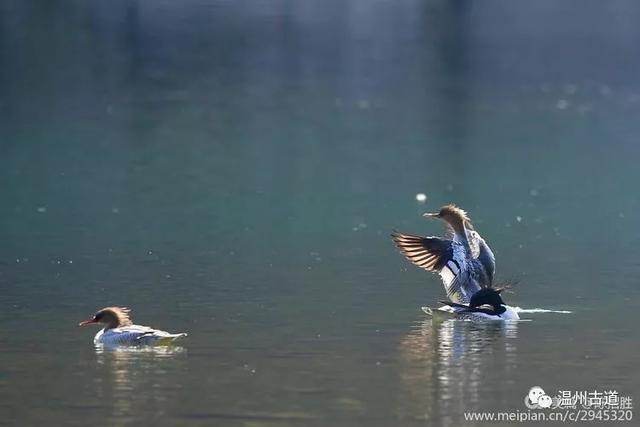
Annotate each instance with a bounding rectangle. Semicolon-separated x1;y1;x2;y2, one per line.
423;212;439;218
78;319;97;326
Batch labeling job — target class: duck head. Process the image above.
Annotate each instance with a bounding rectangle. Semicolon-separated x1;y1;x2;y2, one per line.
79;307;133;329
469;288;507;314
423;204;472;233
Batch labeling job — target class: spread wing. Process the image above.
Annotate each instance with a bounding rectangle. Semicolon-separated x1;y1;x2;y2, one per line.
392;231;481;304
391;231;452;272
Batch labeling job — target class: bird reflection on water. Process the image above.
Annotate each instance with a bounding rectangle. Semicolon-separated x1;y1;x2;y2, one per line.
93;345;187;422
398;318;520;425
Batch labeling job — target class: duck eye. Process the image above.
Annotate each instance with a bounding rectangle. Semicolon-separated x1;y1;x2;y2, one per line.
94;313;103;321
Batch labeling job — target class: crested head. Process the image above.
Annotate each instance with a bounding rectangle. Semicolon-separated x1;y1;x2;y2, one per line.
99;307;133;326
424;204;473;231
79;306;133;329
438;204;470;222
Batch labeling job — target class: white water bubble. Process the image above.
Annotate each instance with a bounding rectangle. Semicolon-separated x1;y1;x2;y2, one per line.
352;222;368;232
415;193;427;203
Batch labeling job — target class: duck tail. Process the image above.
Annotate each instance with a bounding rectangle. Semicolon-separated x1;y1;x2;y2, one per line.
153;333;188;346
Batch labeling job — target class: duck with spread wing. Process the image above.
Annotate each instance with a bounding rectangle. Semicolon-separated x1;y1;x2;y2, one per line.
392;204;519;320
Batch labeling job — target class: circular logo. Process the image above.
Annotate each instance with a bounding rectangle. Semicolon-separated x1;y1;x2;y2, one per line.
538;394;553;408
524;386;550;409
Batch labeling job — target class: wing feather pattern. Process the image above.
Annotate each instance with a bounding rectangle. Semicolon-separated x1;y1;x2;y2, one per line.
391;232;452;272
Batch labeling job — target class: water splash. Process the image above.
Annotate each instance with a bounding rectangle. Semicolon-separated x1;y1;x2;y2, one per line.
513;307;572;314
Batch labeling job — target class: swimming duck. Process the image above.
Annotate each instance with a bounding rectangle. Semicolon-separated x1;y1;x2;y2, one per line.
391;204;519;320
437;287;518;320
79;307;188;346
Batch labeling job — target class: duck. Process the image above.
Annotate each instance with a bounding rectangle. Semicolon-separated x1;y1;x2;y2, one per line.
391;204;519;320
437;287;518;321
79;307;188;346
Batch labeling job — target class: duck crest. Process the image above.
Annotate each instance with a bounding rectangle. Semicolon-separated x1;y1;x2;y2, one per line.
440;204;470;222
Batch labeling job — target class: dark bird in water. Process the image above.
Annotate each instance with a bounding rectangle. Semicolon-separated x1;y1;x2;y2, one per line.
392;204;519;320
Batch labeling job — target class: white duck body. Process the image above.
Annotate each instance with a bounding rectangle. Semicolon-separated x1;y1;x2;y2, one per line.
94;325;187;346
80;307;187;347
423;304;520;321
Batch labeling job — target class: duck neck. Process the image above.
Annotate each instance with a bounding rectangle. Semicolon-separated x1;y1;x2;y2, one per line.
449;218;470;243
